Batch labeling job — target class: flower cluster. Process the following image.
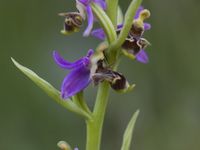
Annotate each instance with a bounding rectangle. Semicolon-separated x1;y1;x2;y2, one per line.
54;2;151;99
12;1;152;150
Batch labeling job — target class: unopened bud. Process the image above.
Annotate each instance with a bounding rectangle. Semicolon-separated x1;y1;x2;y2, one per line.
57;141;72;150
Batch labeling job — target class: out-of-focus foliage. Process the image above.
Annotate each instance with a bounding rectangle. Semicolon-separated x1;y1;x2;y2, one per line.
0;0;200;150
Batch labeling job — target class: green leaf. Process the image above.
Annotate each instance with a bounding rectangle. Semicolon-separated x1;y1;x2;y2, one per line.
11;58;91;120
121;110;140;150
117;6;124;25
106;0;119;27
110;0;142;51
91;3;117;44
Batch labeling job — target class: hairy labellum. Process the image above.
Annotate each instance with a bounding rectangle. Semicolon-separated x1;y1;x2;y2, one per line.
59;12;83;34
110;71;127;90
129;24;144;38
123;37;150;55
92;60;128;91
116;22;148;55
92;70;128;91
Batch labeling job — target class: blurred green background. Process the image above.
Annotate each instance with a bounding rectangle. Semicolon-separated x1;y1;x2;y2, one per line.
1;0;200;150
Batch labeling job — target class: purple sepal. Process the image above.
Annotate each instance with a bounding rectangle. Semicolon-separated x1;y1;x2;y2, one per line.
83;5;94;36
61;65;91;99
78;0;89;6
53;49;94;99
53;51;87;69
135;49;149;63
91;28;105;40
134;6;144;19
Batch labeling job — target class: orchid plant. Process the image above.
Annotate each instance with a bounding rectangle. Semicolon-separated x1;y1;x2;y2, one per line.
12;0;152;150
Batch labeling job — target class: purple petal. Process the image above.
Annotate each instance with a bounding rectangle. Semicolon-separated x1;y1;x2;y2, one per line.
117;24;123;30
83;5;94;36
61;66;91;99
91;28;106;40
116;23;124;33
74;148;79;150
144;23;151;30
134;6;144;19
78;0;89;6
86;49;94;57
136;49;149;63
53;51;87;69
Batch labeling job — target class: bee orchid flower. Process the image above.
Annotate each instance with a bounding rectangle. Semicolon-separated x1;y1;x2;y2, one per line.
91;6;151;63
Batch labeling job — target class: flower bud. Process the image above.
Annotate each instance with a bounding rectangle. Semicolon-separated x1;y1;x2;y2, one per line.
57;141;72;150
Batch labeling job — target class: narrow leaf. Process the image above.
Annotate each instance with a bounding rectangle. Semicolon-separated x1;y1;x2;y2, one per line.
91;3;117;43
11;58;91;120
121;110;140;150
117;6;124;25
106;0;119;27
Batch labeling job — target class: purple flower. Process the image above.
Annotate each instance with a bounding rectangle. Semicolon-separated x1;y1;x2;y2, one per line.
91;6;151;64
76;0;106;36
53;49;94;99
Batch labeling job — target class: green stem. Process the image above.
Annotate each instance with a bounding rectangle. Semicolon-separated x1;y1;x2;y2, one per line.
85;1;126;150
86;82;110;150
